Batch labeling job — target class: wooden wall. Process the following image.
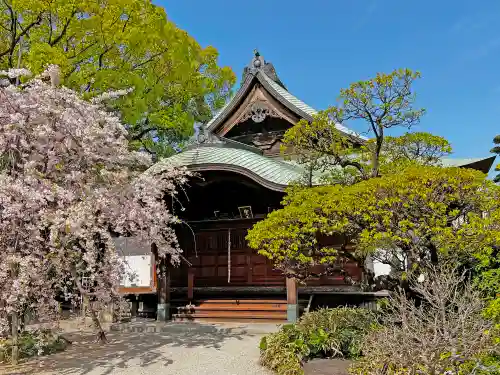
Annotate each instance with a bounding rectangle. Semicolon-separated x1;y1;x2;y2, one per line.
170;170;363;290
171;221;362;289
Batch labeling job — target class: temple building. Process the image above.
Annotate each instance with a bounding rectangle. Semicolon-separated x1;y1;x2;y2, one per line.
117;51;496;323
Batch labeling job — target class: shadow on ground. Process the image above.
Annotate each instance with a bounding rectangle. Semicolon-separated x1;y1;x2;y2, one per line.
6;321;256;375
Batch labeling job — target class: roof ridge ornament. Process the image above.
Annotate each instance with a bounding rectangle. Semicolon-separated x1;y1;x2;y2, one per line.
242;50;287;89
249;50;265;73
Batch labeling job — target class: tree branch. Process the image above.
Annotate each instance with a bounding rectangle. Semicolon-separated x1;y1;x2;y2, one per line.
130;126;157;141
70;266;107;343
50;10;77;46
0;6;43;66
68;41;98;60
48;13;53;43
132;49;168;70
97;46;113;69
336;156;366;177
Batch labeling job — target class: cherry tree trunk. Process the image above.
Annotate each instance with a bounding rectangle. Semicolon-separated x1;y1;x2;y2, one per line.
88;300;107;344
71;267;107;343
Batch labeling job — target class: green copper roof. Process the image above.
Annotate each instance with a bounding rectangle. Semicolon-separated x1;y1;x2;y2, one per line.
147;145;306;191
258;73;366;140
259;72;317;118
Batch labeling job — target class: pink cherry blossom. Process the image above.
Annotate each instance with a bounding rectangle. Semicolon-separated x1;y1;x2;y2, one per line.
0;67;189;339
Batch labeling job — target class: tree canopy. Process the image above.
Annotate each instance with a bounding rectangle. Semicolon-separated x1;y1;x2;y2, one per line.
0;0;236;158
490;134;500;182
282;69;426;182
247;165;491;287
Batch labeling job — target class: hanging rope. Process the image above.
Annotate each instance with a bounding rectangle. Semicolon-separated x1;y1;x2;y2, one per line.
228;228;231;283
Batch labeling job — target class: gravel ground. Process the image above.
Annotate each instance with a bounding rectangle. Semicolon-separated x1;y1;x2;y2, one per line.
303;358;353;375
1;320;277;375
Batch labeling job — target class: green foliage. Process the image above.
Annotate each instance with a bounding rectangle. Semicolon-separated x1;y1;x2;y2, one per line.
378;132;452;174
259;324;307;375
283;125;453;186
253;68;474;288
247;165;490;285
0;329;67;363
435;192;500;322
456;354;500;375
338;69;425;131
0;0;236;157
282;69;425;180
282;111;366;184
259;308;376;375
490;135;500;182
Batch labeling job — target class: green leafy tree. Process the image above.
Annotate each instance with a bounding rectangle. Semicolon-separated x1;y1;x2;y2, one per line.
248;69;459;287
490;135;500;182
283;69;426;180
0;0;236;157
378;132;452;171
435;187;500;321
247;166;491;289
308;132;453;185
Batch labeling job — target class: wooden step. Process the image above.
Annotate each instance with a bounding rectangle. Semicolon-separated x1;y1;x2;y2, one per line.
171;298;293;323
177;304;287;312
173;311;287;319
196;299;287;304
172;315;285;323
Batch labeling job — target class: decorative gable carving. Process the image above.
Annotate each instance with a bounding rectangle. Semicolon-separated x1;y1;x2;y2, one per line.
217;84;299;137
240;100;280;123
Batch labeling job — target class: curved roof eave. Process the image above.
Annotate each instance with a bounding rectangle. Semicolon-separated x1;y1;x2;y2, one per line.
146;146;306;192
182;163;288;192
146;147;496;195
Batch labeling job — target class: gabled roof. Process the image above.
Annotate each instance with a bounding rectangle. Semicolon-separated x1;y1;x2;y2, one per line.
205;52;367;141
441;157;493;168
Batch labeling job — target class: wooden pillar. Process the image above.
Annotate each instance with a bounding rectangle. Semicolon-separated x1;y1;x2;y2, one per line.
131;295;139;318
157;258;171;322
187;268;194;301
286;277;299;323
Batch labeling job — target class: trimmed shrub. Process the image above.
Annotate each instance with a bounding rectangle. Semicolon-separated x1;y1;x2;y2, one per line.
259;307;376;375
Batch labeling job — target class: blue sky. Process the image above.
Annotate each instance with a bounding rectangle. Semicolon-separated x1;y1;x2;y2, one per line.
158;0;500;167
